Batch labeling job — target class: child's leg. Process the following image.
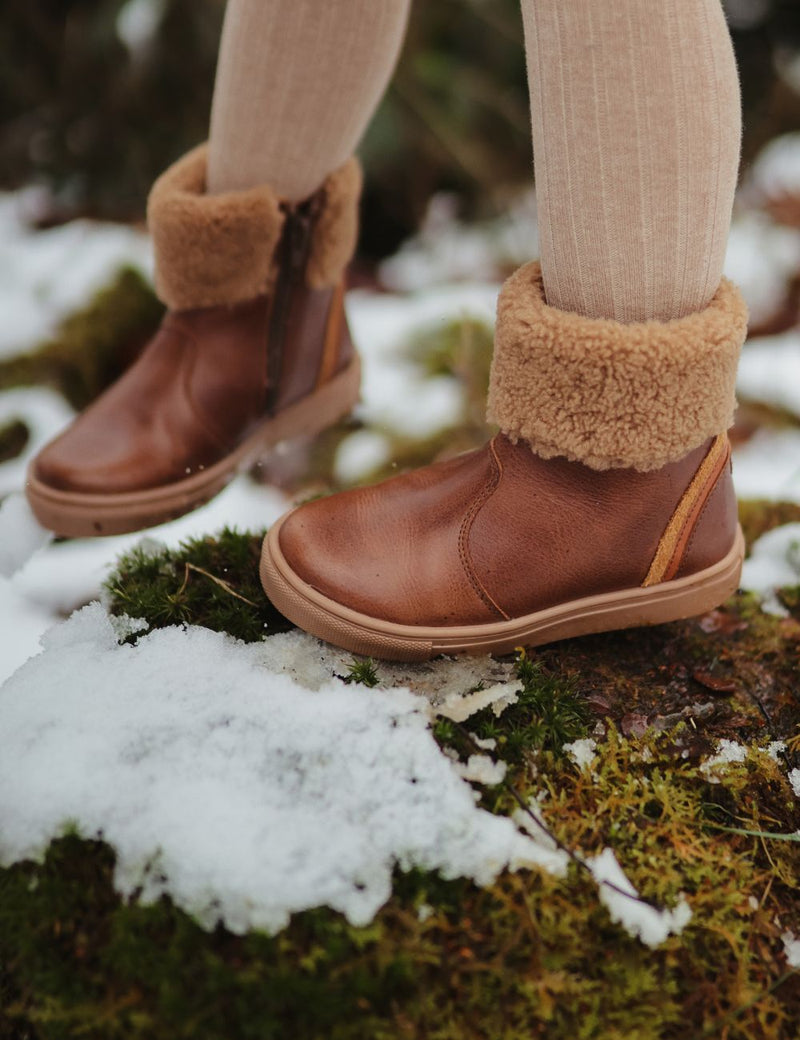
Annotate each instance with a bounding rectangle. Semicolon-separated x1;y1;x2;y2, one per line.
258;0;749;662
28;0;410;535
207;0;411;200
523;0;741;323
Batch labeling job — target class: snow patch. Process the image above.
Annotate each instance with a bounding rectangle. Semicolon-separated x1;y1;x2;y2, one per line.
732;429;800;504
380;190;539;291
346;283;497;440
766;741;787;761
0;386;75;496
563;738;598;772
749;132;800;207
334;429;392;484
510;798;568;870
0;494;51;577
740;523;800;616
738;330;800;418
117;0;166;51
782;931;800;968
436;680;522;723
724;214;800;328
0;605;560;934
468;733;497;751
0;580;57;685
454;755;507;786
587;848;692;947
700;739;748;782
0;192;151;361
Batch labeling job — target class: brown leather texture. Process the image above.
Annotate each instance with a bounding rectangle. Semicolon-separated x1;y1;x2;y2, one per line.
32;208;353;498
34;299;268;494
279;449;501;627
272;283;340;411
279;433;738;628
676;457;738;579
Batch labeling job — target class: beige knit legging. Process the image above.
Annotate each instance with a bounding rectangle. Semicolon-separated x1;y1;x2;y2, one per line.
207;0;741;324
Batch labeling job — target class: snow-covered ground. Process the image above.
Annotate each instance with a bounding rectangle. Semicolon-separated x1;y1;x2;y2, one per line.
1;181;799;940
0;190;152;361
0;604;560;934
0;186;504;677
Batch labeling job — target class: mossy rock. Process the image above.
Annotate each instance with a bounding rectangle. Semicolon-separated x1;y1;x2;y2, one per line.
4;453;800;1040
105;507;800;747
739;500;800;554
0;267;163;410
2;725;798;1039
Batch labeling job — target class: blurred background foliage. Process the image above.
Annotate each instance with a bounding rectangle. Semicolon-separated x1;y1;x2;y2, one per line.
2;0;800;257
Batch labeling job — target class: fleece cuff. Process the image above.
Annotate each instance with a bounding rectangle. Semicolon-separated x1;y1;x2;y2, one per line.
147;144;361;310
487;261;748;472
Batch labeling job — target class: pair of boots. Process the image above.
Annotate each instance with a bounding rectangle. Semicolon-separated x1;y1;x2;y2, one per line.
26;147;748;663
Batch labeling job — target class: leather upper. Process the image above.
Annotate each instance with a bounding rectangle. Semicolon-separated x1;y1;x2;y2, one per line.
31;163;358;499
33;299;269;493
278;434;738;627
32;269;353;495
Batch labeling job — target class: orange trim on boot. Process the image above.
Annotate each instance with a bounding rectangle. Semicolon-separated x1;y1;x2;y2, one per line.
642;434;731;587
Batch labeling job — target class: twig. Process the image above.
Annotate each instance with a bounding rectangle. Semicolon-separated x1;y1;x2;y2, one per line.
175;562;260;608
453;722;667;914
700;970;798;1036
701;822;800;843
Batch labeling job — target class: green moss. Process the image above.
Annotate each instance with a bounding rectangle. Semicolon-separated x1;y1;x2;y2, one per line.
739;500;800;555
344;659;381;688
6;497;800;1040
778;585;800;616
2;726;798;1039
0;267;163;410
104;528;291;644
434;653;591;772
406;317;494;403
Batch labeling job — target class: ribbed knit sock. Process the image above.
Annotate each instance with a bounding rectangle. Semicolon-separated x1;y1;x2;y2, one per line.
207;0;410;201
521;0;742;323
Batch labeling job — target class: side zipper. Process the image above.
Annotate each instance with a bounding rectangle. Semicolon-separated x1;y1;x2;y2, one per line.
264;195;321;414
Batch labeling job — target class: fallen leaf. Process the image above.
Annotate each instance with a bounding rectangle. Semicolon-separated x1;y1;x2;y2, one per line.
621;712;649;739
692;670;737;695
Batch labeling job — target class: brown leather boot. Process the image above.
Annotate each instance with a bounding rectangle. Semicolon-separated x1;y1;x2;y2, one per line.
26;145;361;536
259;262;749;662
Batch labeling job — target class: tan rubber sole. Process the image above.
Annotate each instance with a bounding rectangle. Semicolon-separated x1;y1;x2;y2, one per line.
260;520;746;663
26;357;361;538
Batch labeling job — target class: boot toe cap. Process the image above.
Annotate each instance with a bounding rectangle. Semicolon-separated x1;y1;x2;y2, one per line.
275;464;499;628
31;424;180;496
31;436;110;494
278;495;375;612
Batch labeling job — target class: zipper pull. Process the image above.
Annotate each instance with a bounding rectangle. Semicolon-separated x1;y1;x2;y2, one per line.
287;193;322;273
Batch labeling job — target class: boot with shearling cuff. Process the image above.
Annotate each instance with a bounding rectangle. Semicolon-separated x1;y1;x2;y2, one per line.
260;261;749;663
26;145;362;537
